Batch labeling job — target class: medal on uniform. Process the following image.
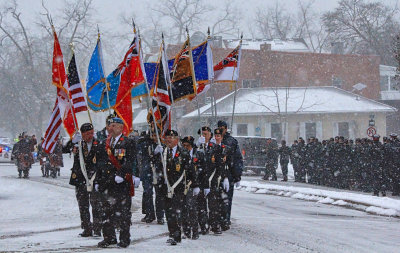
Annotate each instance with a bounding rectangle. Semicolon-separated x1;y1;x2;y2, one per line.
176;164;181;172
211;155;215;163
107;148;112;156
92;156;96;164
72;173;77;179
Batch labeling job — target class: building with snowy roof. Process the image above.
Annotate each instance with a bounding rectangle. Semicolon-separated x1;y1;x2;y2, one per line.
181;87;396;141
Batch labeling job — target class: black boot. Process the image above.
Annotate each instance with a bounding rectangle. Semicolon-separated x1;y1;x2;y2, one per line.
97;238;117;248
79;229;92;237
117;240;130;248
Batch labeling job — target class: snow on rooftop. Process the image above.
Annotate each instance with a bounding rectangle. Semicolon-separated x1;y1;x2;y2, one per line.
133;108;148;125
182;87;396;118
224;39;310;52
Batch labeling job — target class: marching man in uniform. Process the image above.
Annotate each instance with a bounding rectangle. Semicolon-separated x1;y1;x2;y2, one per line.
154;130;199;245
63;123;102;237
95;117;139;248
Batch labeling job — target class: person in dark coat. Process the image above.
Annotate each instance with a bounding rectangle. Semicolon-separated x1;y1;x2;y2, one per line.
63;123;102;237
218;120;243;230
278;140;290;181
96;113;115;142
137;130;165;224
95;117;137;248
154;130;199;245
12;134;34;178
369;135;386;196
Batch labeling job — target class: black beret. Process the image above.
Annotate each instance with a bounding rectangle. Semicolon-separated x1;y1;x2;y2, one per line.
165;129;178;137
197;126;212;135
80;123;93;133
217;120;228;128
214;128;223;135
181;136;195;146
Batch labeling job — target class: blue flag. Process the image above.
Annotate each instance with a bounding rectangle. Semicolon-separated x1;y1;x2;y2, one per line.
86;38;118;111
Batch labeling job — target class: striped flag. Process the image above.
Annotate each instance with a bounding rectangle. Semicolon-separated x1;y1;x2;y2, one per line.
42;101;62;153
152;45;171;136
67;52;88;113
213;43;242;83
42;28;77;153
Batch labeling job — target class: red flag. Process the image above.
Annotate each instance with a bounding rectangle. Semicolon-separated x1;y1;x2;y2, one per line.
114;35;144;135
213;44;241;83
52;29;77;138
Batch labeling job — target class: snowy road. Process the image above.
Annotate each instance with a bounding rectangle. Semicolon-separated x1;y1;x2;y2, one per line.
1;159;399;253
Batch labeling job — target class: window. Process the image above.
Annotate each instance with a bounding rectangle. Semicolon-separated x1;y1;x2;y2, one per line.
242;79;261;88
332;76;343;88
338;122;349;138
305;122;316;140
271;123;282;142
380;76;389;91
236;124;248;136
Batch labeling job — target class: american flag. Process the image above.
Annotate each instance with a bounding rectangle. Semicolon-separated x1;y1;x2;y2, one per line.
152;46;171;136
67;52;88;113
42;100;62;153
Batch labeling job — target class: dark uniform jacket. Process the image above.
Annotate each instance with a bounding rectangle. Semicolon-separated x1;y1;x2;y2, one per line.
202;143;228;189
159;146;198;194
95;135;135;193
222;133;243;183
63;139;99;187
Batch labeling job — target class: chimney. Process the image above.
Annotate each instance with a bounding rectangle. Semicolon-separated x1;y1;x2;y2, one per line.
260;43;272;52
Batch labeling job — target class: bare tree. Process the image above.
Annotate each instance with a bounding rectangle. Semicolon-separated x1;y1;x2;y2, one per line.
151;0;211;43
322;0;400;65
209;0;240;38
295;0;330;53
255;2;296;40
0;0;95;137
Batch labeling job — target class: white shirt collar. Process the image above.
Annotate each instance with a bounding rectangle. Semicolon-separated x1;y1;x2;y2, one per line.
112;134;123;146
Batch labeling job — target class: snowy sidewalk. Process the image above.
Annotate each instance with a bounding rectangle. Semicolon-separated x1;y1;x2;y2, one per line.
238;180;400;217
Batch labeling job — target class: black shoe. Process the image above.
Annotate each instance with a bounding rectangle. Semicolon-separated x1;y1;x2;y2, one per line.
146;218;155;223
201;228;209;235
141;215;148;222
192;233;199;240
212;226;222;235
97;239;117;248
79;229;92;237
157;219;165;225
170;239;177;246
166;238;173;243
221;225;230;231
183;232;191;239
93;230;101;237
117;241;130;248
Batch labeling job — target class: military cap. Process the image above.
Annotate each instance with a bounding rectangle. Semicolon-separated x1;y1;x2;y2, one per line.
217;120;228;128
109;117;124;124
106;112;117;125
390;133;398;138
80;123;93;133
197;126;212;135
214;128;223;135
372;134;380;141
165;129;179;137
181;136;195;147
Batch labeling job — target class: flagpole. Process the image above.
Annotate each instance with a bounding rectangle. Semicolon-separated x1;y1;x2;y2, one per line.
162;34;176;130
230;33;243;131
138;28;167;173
186;27;202;128
97;25;112;116
207;28;216;127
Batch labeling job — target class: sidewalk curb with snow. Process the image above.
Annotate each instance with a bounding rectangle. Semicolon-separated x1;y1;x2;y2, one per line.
238;181;400;217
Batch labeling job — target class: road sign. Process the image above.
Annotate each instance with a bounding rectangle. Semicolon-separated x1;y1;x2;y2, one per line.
367;127;376;137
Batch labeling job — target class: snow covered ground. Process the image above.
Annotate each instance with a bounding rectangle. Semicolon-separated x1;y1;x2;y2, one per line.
1;157;400;252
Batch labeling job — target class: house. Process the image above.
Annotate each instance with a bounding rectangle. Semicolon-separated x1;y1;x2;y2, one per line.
181;87;396;141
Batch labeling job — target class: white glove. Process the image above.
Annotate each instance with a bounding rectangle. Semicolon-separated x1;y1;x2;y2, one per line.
193;187;200;196
196;136;205;146
95;184;99;191
235;181;241;188
132;176;140;188
115;175;124;184
210;137;216;144
204;188;210;196
154;145;163;154
223;178;230;192
72;132;82;144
